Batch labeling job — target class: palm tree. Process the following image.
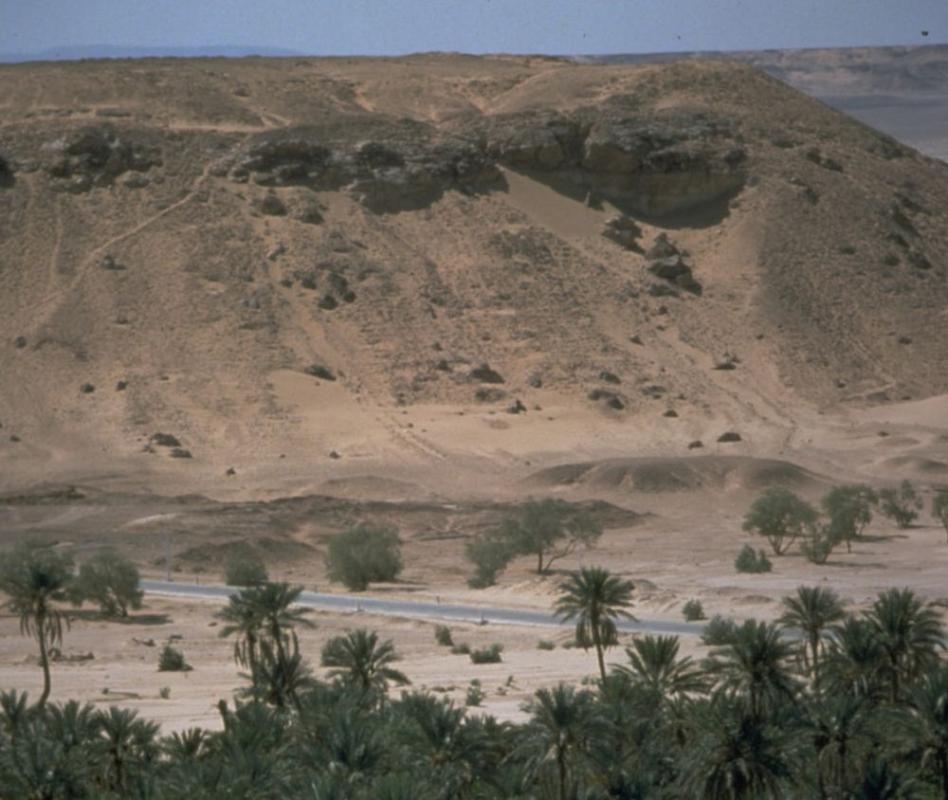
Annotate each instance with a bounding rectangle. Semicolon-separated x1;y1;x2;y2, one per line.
320;629;410;700
822;616;885;700
94;706;160;794
615;634;709;701
0;545;75;708
866;588;944;703
706;619;798;719
242;582;315;665
216;590;264;674
676;691;795;800
554;567;634;682
899;664;948;799
520;683;604;800
799;692;875;798
778;586;846;678
245;636;315;711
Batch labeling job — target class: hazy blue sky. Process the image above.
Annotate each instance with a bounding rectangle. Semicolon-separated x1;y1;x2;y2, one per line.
1;0;945;58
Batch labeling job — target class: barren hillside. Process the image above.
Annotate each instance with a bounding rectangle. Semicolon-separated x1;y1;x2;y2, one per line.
1;55;946;494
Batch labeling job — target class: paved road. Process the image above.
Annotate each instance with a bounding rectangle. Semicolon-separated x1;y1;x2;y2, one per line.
141;580;704;637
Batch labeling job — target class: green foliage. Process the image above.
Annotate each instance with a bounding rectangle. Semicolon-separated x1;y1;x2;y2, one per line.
701;614;739;646
878;480;923;529
469;644;504;664
465;679;485;707
801;524;837;564
224;550;268;587
326;524;403;591
70;549;143;617
537;640;556;650
682;599;706;621
501;498;604;574
158;644;191;672
434;625;453;647
0;543;75;707
932;489;948;543
321;629;409;698
159;686;171;699
822;484;877;552
1;582;947;800
734;544;772;573
450;642;471;655
742;487;818;555
464;533;514;588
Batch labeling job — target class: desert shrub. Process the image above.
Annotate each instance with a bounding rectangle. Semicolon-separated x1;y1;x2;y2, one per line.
878;481;922;529
701;615;739;646
451;643;471;656
158;645;191;672
682;599;706;621
497;498;603;575
537;640;556;651
70;549;143;617
434;625;453;647
742;488;818;555
326;524;403;591
465;534;514;588
465;680;485;707
470;644;504;664
802;527;836;565
159;687;171;699
734;544;772;574
224;551;268;587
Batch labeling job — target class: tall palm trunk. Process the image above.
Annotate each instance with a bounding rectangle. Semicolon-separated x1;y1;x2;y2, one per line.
557;748;568;800
591;610;606;682
37;612;52;708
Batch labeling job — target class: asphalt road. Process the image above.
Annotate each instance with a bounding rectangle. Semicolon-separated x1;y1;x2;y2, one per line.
141;579;704;637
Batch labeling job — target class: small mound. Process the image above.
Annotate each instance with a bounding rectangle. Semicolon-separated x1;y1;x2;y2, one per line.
318;475;432;501
881;456;948;475
525;456;825;493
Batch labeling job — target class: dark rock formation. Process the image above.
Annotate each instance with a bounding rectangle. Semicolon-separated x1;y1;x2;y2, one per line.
602;214;642;250
45;126;160;192
717;431;742;442
305;364;336;381
470;364;505;384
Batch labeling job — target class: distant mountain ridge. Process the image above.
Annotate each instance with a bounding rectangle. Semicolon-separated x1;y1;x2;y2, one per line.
0;45;304;63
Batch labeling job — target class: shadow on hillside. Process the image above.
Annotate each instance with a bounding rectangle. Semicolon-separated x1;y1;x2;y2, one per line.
68;609;171;626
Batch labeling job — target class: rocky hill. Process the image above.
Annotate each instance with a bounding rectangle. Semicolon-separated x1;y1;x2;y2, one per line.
1;55;946;492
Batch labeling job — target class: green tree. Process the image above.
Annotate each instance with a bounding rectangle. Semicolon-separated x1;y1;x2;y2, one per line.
742;488;818;555
0;544;75;708
933;490;948;545
464;533;514;588
615;634;709;701
778;586;846;678
241;582;315;667
822;616;886;700
70;549;143;618
898;664;948;799
554;566;634;682
216;588;265;674
520;684;604;800
878;481;923;529
676;691;795;800
822;485;877;553
501;498;603;574
706;619;798;719
321;629;410;700
866;588;944;703
326;524;403;591
224;550;268;587
799;692;875;798
245;636;314;711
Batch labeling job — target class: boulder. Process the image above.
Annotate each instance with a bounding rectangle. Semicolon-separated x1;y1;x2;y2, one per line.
470;364;505;384
602;214;642;250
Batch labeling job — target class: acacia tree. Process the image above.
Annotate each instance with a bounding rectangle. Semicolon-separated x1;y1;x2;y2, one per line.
0;545;75;708
70;549;143;618
742;488;818;556
554;567;634;681
933;490;948;545
878;481;923;529
822;485;877;553
502;499;603;574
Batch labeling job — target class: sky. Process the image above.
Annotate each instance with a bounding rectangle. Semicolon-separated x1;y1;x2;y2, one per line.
1;0;946;59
